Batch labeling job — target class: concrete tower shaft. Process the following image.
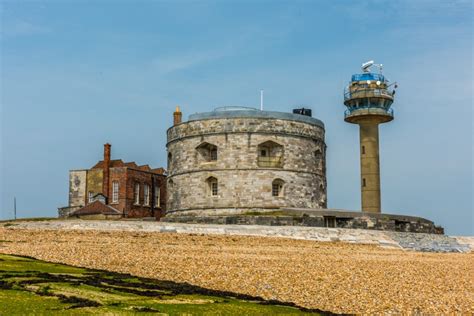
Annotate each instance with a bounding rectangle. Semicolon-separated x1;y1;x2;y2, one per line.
343;66;397;213
359;120;381;212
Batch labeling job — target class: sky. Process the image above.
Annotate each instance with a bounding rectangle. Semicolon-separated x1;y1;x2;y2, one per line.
1;0;472;235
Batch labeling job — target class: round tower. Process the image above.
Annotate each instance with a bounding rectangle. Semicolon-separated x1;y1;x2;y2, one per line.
343;61;397;213
166;107;327;216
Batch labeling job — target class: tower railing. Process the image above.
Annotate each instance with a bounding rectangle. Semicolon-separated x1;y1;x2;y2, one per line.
344;88;394;101
344;106;394;119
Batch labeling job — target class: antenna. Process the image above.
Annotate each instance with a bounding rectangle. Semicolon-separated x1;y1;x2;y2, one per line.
361;60;374;73
260;90;264;111
14;197;16;220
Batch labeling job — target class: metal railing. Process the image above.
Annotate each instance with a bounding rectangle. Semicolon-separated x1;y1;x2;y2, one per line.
351;73;386;82
344;88;394;101
258;156;283;168
344;106;394;118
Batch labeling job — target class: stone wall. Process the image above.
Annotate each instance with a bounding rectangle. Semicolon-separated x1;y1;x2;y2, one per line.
162;210;444;234
68;170;87;207
166;115;326;214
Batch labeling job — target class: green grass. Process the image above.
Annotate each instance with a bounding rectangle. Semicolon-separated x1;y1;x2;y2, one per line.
0;254;324;315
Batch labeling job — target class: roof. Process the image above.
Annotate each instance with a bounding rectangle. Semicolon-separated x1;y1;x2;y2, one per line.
91;160;165;175
91;159;126;169
188;109;324;128
70;201;121;216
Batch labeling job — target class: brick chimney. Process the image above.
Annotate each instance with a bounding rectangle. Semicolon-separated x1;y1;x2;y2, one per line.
173;106;182;125
103;143;111;202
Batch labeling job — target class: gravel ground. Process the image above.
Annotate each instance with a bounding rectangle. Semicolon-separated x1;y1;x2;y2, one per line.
1;226;473;314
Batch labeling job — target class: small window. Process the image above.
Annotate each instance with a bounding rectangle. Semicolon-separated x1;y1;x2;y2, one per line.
196;142;218;162
362;178;366;187
257;141;283;168
361;146;365;155
210;147;218;161
167;152;173;170
314;148;322;159
112;181;119;203
134;183;140;205
154;186;160;207
211;182;218;196
272;179;284;197
88;191;94;203
206;177;218;197
143;184;150;206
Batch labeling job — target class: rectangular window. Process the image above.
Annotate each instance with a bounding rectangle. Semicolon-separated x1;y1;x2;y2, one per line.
112;181;119;203
362;178;366;187
210;148;218;161
88;191;94;203
211;182;218;196
154;186;160;207
134;183;140;205
361;146;365;155
272;184;281;197
144;184;150;206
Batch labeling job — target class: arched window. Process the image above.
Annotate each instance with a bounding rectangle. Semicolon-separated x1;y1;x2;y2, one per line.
272;179;284;197
206;176;218;197
196;142;218;162
257;141;283;168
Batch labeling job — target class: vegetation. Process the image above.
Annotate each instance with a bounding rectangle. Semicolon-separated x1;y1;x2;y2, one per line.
0;254;320;315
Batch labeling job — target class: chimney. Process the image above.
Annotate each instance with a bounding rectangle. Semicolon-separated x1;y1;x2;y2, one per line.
173;106;182;125
103;143;111;202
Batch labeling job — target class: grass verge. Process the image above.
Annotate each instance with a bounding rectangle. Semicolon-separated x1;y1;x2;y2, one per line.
0;254;329;315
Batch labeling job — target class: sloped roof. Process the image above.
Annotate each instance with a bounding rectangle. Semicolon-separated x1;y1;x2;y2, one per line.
91;159;126;169
70;201;121;216
151;168;166;175
91;160;164;175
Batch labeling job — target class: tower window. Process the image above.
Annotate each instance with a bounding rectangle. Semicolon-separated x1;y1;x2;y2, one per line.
272;179;284;197
112;181;119;203
314;148;322;159
196;142;218;162
257;141;283;168
210;147;218;161
362;146;365;155
206;177;218;197
362;178;366;187
211;182;218;196
167;152;173;170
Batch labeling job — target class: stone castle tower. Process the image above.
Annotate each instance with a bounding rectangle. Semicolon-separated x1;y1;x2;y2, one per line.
166;106;327;216
343;61;397;213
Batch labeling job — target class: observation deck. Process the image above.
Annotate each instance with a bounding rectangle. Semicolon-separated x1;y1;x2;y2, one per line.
343;72;395;124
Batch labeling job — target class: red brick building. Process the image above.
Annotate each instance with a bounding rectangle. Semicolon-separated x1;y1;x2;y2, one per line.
59;144;167;219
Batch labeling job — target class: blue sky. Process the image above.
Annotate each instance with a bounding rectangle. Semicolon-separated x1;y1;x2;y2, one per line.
1;0;472;235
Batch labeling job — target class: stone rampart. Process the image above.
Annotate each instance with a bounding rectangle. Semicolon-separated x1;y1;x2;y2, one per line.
166;111;327;215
